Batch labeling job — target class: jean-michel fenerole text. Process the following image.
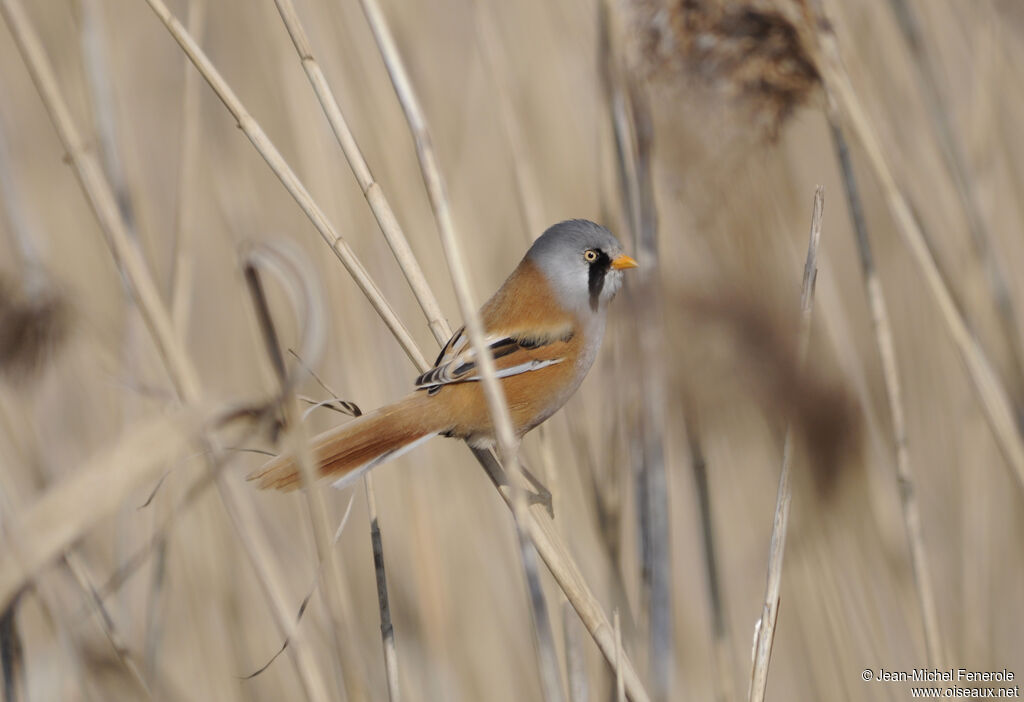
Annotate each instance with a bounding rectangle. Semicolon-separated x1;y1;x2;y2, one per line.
874;669;1015;683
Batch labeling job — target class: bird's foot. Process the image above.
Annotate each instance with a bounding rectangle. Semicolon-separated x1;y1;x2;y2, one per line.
522;465;554;518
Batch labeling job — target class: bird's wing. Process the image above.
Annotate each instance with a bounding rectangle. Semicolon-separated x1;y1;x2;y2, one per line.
415;324;574;392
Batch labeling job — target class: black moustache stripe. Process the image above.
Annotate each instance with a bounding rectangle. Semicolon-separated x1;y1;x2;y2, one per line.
588;250;612;312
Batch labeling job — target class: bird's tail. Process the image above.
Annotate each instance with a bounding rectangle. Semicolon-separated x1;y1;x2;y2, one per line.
249;393;442;491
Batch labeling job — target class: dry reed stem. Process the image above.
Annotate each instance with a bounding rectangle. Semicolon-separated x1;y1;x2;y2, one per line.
142;530;168;679
1;4;337;698
293;343;402;702
169;0;205;337
80;0;137;233
615;609;625;702
141;0;429;371
887;0;1024;397
271;0;451;347
470;1;544;237
807;2;1024;492
265;7;422;694
599;6;672;696
61;552;151;698
206;460;336;702
686;417;735;702
0;382;154;698
365;478;401;702
505;472;652;702
141;2;650;698
355;2;564;699
291;375;399;702
828;117;945;668
748;186;824;702
0;600;24;702
563;601;590;702
146;0;204;675
470;0;568;526
0;0;198;401
0;409;208;610
0;100;44;275
243;250;364;700
627;82;673;702
600;0;642;242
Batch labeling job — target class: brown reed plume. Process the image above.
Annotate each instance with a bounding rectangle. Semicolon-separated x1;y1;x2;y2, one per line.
623;0;820;136
0;276;68;380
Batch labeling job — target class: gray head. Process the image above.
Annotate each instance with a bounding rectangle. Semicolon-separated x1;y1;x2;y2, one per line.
526;219;637;315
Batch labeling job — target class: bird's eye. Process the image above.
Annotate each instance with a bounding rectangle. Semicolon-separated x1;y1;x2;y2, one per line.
584;249;598;262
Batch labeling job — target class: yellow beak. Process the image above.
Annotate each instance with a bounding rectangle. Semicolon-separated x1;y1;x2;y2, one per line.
611;254;639;270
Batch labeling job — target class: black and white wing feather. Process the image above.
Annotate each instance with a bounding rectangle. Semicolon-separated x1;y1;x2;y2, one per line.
415;325;573;394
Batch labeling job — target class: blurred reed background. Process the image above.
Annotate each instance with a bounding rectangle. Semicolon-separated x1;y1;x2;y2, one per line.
1;0;1023;700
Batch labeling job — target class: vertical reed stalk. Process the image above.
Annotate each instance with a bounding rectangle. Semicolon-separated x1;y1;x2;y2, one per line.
243;248;367;700
563;601;590;702
355;2;564;699
599;4;672;696
686;415;735;702
293;349;403;702
0;3;337;699
828;115;945;668
0;598;23;702
142;0;430;371
169;0;205;337
887;0;1024;403
748;187;824;702
806;2;1024;492
137;3;652;698
271;0;452;346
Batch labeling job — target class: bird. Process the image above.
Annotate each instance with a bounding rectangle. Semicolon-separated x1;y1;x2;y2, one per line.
250;219;638;491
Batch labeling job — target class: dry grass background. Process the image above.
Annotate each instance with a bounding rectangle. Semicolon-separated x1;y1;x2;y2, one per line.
1;0;1023;700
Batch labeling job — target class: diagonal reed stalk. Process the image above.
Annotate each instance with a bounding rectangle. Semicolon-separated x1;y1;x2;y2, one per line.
276;0;551;692
0;408;212;609
61;552;151;698
79;0;138;234
266;6;433;696
470;0;545;237
136;1;652;698
748;186;825;702
142;0;429;371
354;1;564;699
295;350;405;702
0;3;342;699
243;245;366;699
169;0;205;337
271;0;452;347
470;0;577;537
827;114;945;668
886;0;1024;402
149;0;206;680
806;1;1024;493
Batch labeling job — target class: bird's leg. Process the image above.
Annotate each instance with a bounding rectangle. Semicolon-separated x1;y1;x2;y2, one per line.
519;463;554;516
469;447;554;517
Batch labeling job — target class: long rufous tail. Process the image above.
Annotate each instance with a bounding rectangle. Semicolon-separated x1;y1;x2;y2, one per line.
249;393;442;491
